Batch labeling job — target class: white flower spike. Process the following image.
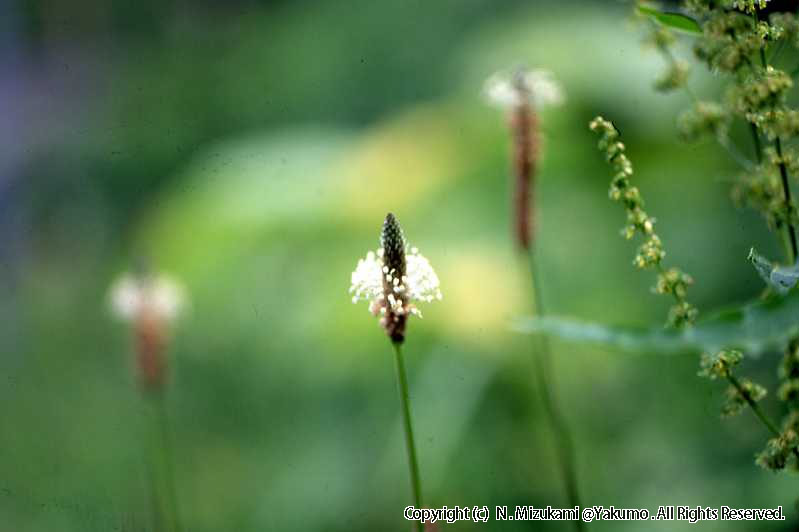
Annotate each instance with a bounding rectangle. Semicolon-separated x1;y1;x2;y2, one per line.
350;213;442;343
109;269;185;390
484;68;564;109
110;273;184;322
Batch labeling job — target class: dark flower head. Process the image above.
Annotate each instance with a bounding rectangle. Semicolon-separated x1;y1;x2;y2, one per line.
381;212;407;281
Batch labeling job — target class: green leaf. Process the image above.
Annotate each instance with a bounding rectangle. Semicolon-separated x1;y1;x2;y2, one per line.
637;4;702;35
748;247;799;294
513;291;799;356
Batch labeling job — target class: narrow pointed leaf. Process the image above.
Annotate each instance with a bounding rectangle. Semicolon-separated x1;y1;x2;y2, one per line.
637;4;702;35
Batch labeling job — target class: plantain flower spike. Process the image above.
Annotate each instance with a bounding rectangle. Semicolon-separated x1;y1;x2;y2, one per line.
110;268;185;391
484;69;564;110
484;68;564;249
350;213;442;344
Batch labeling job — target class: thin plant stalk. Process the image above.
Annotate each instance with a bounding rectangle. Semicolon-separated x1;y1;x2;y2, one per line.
352;213;440;530
654;39;754;170
145;391;183;532
735;11;799;451
110;271;185;532
652;259;794;454
752;7;799;262
745;123;795;259
527;249;585;532
658;14;799;444
727;374;780;435
499;69;582;526
392;342;423;532
748;123;762;164
726;374;799;461
775;137;798;262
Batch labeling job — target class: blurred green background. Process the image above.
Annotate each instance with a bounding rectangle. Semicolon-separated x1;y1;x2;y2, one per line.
2;0;797;530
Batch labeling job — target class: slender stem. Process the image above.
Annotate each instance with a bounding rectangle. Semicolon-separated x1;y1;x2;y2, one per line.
744;123;786;274
392;342;423;532
727;374;779;435
654;36;754;170
146;391;183;532
775;137;798;262
737;15;799;460
749;123;762;165
649;265;788;451
749;7;799;262
528;250;585;531
657;43;698;102
145;444;165;532
752;9;768;69
727;374;799;460
685;7;799;465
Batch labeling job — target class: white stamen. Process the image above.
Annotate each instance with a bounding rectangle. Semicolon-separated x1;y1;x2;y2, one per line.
110;273;184;322
349;245;442;319
484;68;565;109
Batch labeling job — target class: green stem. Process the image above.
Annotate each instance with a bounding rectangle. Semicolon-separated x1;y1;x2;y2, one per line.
748;100;792;260
738;15;799;460
528;250;585;531
657;42;697;102
392;342;423;532
146;391;183;532
145;448;164;532
727;374;779;435
726;374;799;461
752;9;768;69
652;262;793;454
775;137;798;263
749;8;798;262
749;123;763;164
654;37;753;170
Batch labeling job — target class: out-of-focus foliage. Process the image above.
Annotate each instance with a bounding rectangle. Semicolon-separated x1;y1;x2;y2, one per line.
516;289;799;356
2;1;798;531
638;4;702;34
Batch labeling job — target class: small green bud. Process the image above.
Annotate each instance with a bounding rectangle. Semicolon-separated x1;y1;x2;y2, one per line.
590;115;696;326
698;349;743;380
756;429;798;471
721;378;766;417
668;301;699;328
677;101;729;142
654;60;691;92
732;0;770;15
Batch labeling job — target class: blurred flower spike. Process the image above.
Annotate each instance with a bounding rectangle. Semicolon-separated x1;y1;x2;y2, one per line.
350;213;442;344
110;270;185;391
484;67;564;250
484;68;564;110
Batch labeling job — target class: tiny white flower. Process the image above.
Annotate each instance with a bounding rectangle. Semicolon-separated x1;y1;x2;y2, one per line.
484;68;565;109
350;213;441;342
110;273;185;322
404;251;444;311
350;246;442;317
